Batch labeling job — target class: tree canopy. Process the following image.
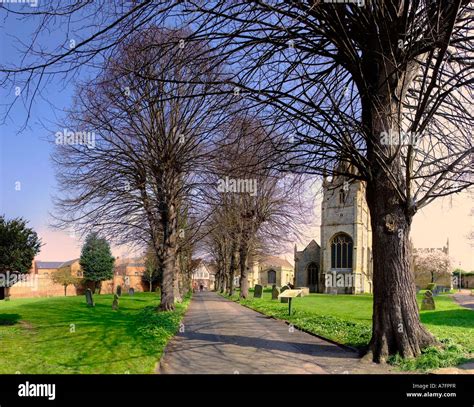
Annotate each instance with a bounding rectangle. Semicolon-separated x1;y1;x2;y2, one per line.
0;215;41;276
79;233;115;290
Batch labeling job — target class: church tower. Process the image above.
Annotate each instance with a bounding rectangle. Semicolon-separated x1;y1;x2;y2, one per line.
320;163;373;294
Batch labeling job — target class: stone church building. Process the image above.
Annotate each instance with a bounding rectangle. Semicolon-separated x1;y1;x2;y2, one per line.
294;164;453;294
295;167;373;294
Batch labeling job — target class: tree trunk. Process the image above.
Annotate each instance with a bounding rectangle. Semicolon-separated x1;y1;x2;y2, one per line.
160;255;176;310
149;280;152;292
159;203;178;311
228;246;237;296
64;285;67;296
363;76;437;360
173;267;183;303
214;269;220;292
239;245;249;299
366;181;436;362
220;271;226;294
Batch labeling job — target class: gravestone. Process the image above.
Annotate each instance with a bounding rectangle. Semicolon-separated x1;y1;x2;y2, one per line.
112;294;119;310
271;285;280;300
421;290;435;310
280;285;289;303
116;285;122;297
85;288;94;307
128;288;135;296
254;284;263;298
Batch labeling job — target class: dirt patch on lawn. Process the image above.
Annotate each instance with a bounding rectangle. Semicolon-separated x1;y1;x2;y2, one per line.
19;320;34;330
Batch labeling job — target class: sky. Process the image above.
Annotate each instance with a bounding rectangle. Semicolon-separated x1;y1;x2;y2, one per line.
0;5;472;270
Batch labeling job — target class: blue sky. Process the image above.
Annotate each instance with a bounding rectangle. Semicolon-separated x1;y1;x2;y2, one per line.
0;8;90;260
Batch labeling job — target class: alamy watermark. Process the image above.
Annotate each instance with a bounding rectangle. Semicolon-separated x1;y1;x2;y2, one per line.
0;271;39;291
380;130;421;147
325;271;354;288
217;176;257;197
55;128;96;149
18;382;55;401
0;0;38;7
323;0;365;7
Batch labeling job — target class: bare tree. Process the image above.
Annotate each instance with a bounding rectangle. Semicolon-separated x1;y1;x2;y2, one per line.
52;27;226;311
143;244;161;293
203;116;307;298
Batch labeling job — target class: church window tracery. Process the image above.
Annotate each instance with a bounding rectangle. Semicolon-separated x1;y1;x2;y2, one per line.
331;234;353;269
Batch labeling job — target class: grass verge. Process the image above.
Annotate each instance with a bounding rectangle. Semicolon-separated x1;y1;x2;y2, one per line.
0;292;190;374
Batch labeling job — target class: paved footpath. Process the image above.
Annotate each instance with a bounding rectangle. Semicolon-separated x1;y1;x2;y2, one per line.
158;292;393;374
452;290;474;310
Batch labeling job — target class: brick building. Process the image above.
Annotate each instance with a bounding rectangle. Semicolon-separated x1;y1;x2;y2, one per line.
4;257;147;300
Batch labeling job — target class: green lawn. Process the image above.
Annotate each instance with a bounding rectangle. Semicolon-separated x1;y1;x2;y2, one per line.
225;290;473;371
0;292;190;374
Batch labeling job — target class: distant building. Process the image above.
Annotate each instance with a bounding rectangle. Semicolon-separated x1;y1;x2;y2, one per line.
247;255;294;288
460;274;474;289
6;257;147;299
192;259;216;291
294;240;320;292
295;163;373;294
294;162;452;294
113;257;147;293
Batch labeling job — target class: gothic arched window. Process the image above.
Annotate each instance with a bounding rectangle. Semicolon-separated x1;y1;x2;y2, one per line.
307;262;318;285
267;269;276;284
339;189;346;204
331;234;353;269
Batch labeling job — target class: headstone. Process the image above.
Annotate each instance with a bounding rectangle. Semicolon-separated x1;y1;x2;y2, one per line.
112;294;119;310
280;285;289;303
254;284;263;298
421;290;435;310
116;285;122;297
271;285;280;300
0;287;10;301
128;287;135;296
85;288;94;307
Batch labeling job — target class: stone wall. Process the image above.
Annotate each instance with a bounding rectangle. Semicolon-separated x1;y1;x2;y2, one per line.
8;274;147;299
414;270;453;290
9;274;71;298
7;259;147;300
258;266;294;287
461;275;474;289
294;241;321;291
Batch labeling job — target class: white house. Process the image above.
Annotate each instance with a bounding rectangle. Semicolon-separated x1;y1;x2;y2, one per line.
192;259;215;291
